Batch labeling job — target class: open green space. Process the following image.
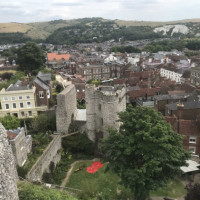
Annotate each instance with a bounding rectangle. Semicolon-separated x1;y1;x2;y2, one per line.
17;181;77;200
151;179;187;198
67;161;187;200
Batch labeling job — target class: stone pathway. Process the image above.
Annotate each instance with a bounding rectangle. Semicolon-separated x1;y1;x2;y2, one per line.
60;158;98;191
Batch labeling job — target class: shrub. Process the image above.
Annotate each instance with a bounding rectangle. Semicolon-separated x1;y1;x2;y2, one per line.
0;115;20;130
62;133;94;155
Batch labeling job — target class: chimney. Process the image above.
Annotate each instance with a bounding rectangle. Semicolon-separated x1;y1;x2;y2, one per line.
176;102;184;120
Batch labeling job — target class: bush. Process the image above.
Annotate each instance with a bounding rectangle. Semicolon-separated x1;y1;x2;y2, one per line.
0;115;20;129
30;112;56;133
17;181;77;200
62;133;94;155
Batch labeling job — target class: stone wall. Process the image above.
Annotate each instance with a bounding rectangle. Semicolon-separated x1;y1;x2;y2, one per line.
27;134;61;182
56;85;77;134
85;84;126;142
0;123;19;200
9;128;32;167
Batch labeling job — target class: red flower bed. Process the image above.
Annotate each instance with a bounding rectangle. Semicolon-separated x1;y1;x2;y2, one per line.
92;161;103;169
86;166;98;173
86;161;104;173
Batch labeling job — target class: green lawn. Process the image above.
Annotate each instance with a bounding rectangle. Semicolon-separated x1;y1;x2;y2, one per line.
67;161;133;200
151;179;187;198
67;161;187;200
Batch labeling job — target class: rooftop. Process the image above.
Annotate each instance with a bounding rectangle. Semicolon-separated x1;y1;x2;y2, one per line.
166;101;200;110
154;94;191;101
47;52;70;61
6;80;31;91
181;160;200;173
75;109;86;121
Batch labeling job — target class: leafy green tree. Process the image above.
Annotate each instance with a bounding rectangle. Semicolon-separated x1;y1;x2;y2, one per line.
30;113;56;133
101;106;190;200
0;115;20;130
17;42;46;73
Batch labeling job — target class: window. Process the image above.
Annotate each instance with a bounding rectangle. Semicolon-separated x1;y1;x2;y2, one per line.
28;111;32;116
189;136;196;144
11;97;15;100
19;96;22;100
39;91;44;98
21;112;25;117
26;95;30;99
20;103;24;108
189;146;196;154
13;103;16;109
5;104;9;109
4;97;8;101
27;102;31;108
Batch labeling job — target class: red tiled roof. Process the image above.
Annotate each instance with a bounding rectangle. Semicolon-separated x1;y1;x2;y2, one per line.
113;78;126;85
7;131;17;140
47;53;70;61
128;77;140;86
168;90;186;95
128;87;160;101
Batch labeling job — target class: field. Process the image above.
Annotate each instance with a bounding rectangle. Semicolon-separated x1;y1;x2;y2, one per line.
1;18;200;40
66;161;186;200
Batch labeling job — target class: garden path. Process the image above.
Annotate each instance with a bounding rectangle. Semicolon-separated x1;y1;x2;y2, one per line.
60;158;98;191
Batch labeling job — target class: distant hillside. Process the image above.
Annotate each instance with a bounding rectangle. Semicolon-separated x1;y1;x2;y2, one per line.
0;18;200;44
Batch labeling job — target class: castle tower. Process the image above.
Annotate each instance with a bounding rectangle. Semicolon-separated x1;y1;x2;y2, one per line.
56;85;77;134
0;123;19;200
85;84;97;141
85;84;126;142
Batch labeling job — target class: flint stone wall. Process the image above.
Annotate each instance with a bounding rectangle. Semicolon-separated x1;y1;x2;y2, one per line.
27;134;61;182
0;123;19;200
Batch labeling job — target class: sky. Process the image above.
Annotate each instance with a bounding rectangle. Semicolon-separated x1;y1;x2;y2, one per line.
0;0;200;23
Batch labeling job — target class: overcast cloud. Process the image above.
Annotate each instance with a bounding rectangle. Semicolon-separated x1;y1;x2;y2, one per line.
0;0;200;23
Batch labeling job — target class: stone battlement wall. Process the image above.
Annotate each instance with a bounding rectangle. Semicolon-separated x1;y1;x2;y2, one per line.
27;134;61;182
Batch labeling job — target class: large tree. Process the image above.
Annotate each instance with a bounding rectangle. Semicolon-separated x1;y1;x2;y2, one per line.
17;42;46;73
101;106;190;200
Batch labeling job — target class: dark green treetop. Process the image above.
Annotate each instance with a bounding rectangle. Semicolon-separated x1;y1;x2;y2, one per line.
101;106;190;200
17;42;46;74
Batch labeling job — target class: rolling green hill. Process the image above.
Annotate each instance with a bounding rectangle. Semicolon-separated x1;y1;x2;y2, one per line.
0;18;200;44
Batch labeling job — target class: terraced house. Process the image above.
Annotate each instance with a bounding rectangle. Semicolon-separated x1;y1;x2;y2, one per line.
0;72;51;118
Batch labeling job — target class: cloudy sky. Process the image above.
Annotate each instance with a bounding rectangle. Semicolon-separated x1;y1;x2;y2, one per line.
0;0;200;23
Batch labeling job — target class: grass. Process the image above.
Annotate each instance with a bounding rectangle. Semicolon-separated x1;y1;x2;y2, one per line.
151;179;187;198
42;153;94;185
67;161;187;200
67;161;133;200
17;181;77;200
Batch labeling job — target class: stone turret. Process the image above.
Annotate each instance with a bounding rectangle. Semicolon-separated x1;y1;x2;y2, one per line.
0;123;19;200
85;84;126;142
